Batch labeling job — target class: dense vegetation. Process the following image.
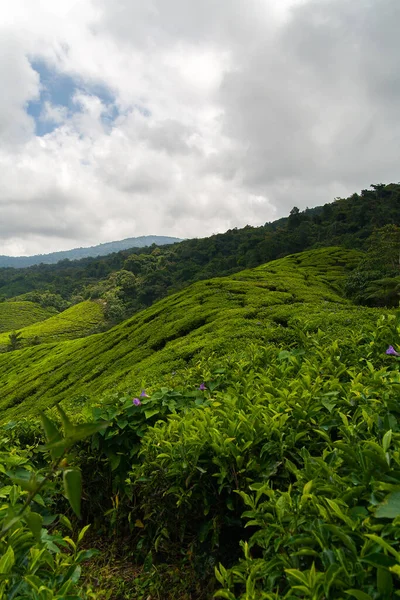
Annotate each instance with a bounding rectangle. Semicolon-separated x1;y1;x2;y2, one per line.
0;247;381;422
1;302;400;598
0;300;105;352
0;183;399;315
0;301;56;333
1;183;400;598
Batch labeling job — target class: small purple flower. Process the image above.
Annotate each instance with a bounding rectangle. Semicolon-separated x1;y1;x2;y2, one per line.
140;390;149;398
132;398;141;406
386;345;400;356
198;383;206;391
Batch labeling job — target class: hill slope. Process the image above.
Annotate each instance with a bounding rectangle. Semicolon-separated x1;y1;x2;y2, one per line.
0;301;56;333
0;300;105;351
0;235;182;268
0;182;398;306
0;247;386;422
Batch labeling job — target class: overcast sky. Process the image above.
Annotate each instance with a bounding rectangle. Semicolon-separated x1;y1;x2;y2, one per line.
1;0;399;256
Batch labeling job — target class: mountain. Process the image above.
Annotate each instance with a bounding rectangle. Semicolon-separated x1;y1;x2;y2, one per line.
0;235;182;268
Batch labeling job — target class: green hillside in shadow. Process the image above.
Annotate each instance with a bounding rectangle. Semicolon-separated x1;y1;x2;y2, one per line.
0;301;56;333
0;247;386;422
0;300;105;351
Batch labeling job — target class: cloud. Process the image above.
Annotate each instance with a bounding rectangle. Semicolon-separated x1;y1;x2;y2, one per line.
0;0;399;255
0;35;39;146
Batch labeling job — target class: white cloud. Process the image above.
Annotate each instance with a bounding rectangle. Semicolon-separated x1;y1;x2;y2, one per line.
0;0;399;255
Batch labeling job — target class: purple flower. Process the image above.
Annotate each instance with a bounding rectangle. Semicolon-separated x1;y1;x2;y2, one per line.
386;345;400;356
198;383;206;391
140;390;149;398
132;398;141;406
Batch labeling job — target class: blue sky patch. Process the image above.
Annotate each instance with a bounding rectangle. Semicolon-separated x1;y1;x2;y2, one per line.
27;60;120;136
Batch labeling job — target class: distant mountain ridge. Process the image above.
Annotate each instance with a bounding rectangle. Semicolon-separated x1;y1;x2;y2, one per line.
0;236;182;268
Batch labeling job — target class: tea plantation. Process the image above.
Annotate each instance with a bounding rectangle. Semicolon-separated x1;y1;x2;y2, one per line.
1;246;400;599
0;300;105;352
0;301;56;333
0;247;382;422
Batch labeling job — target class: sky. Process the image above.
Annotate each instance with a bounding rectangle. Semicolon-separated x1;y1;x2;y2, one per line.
1;0;399;256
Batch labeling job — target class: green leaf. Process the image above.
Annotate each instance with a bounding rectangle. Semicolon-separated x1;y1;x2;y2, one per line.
77;524;91;544
0;546;15;574
144;408;160;419
24;574;44;592
59;514;73;532
324;564;342;596
365;535;400;562
75;549;100;563
44;421;109;450
377;566;393;595
382;430;392;452
32;492;46;507
345;590;374;600
10;469;40;492
57;405;74;436
362;553;397;569
214;592;236;600
40;412;63;459
321;399;337;413
25;511;43;542
63;468;82;518
375;491;400;519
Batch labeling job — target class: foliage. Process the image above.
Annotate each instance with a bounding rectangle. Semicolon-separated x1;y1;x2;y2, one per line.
0;407;107;598
31;311;398;599
83;315;400;599
0;183;399;317
0;301;56;334
9;292;71;313
8;330;23;351
346;225;400;307
3;238;400;598
0;247;384;423
0;300;105;352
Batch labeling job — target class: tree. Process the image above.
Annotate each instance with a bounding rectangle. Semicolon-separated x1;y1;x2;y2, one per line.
8;331;23;351
345;225;400;307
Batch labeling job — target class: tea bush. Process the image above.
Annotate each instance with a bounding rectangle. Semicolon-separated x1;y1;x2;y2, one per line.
0;408;107;599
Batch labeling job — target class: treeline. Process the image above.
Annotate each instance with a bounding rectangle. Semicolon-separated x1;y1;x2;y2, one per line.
1;183;399;314
0;235;182;268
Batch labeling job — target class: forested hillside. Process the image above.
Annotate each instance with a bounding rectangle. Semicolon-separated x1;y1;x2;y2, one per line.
0;183;399;314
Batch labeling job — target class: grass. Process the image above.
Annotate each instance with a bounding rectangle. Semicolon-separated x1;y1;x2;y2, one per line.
0;300;105;351
0;301;56;333
0;247;386;422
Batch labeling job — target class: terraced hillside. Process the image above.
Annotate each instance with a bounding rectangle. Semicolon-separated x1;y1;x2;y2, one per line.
0;301;56;333
0;300;105;351
0;247;386;422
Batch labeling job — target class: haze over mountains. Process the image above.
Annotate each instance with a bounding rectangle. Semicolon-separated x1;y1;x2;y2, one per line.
0;235;182;268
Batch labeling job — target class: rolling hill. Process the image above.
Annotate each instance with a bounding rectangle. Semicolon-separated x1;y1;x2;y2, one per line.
0;300;57;333
0;300;105;351
0;183;398;310
0;247;386;423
